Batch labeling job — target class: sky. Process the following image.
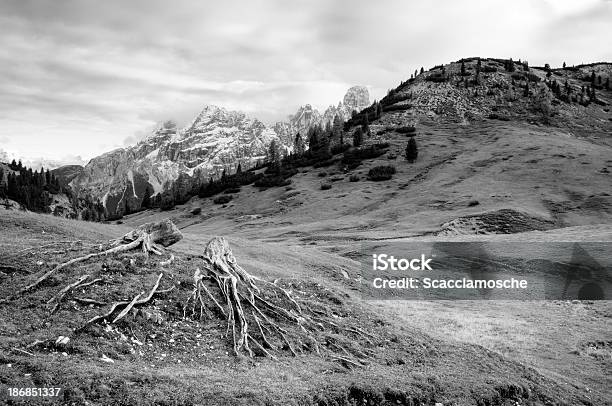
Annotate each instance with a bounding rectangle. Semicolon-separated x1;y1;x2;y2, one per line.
0;0;611;167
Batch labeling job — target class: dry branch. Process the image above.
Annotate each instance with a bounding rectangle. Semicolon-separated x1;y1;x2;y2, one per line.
75;273;167;333
1;220;182;302
47;274;90;314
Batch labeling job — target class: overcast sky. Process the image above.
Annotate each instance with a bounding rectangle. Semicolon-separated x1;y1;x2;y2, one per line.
1;0;611;166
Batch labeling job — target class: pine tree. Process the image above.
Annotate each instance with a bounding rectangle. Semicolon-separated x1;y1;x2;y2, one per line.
405;137;418;163
563;62;566;69
353;127;363;147
460;60;466;76
268;139;279;165
420;67;424;75
376;102;383;119
523;81;530;97
141;186;152;209
332;115;344;146
606;78;610;90
294;132;305;155
591;70;596;84
236;162;242;174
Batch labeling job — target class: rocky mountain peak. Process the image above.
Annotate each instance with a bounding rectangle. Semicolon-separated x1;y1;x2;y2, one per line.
343;86;370;112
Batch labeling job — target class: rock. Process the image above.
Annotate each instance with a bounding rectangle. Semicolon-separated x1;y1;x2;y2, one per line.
100;354;114;363
55;336;70;346
343;86;370;112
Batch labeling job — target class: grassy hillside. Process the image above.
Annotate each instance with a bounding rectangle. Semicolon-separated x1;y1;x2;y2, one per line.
1;59;611;405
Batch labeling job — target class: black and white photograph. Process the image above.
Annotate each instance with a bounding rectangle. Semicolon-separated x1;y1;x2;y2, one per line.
0;1;611;405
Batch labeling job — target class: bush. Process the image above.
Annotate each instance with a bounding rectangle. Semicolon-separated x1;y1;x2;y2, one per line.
488;113;510;121
318;172;327;177
313;159;336;168
482;66;497;73
191;207;202;215
331;143;351;155
213;195;232;205
349;175;360;182
367;165;396;181
382;104;413;112
223;187;241;194
342;144;389;169
320;182;332;190
396;126;416;134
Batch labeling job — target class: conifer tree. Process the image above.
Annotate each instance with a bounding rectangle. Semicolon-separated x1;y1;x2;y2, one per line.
405;137;418;163
353;127;363;147
460;60;466;76
294;132;305;155
332;115;344;146
141;186;152;209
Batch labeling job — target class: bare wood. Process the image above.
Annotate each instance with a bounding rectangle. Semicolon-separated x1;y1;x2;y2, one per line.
48;274;90;314
74;297;106;306
112;291;143;323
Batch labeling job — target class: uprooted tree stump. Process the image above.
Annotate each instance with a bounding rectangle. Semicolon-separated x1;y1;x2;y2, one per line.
183;237;374;362
7;219;183;300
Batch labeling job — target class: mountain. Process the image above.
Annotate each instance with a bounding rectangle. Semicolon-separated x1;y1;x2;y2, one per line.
274;86;371;142
70;107;281;215
70;86;371;216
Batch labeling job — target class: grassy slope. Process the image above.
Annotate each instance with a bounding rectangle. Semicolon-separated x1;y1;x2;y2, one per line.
1;210;608;405
2;61;611;405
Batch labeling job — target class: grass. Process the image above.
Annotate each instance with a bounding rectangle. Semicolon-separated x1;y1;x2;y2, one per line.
0;211;605;405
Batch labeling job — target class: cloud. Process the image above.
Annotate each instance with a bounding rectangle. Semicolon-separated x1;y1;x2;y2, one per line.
0;0;610;162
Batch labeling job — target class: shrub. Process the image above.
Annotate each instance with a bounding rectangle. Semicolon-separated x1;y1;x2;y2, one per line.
341;144;389;169
482;66;497;73
313;159;336;168
349;175;360;182
367;165;396;181
213;195;232;204
468;200;479;207
488;113;510;121
320;182;332;190
318;172;327;177
224;187;241;194
382;104;413;112
191;207;202;215
331;143;351;155
396;126;416;134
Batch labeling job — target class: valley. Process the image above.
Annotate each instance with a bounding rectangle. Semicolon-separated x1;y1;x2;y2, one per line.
1;58;611;405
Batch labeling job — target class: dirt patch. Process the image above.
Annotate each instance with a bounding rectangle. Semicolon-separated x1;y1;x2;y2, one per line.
435;209;556;236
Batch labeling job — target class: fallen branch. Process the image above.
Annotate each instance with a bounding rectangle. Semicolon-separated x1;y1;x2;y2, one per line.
47;274;90;314
2;220;182;302
73;297;106;306
75;273;166;333
11;348;35;357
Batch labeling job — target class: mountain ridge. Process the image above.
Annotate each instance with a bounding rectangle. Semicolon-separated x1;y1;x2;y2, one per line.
69;86;371;215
